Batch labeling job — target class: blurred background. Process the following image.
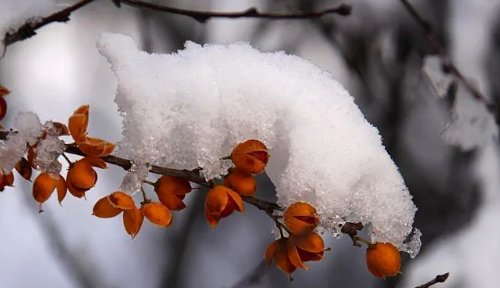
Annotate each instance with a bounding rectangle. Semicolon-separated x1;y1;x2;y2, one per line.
1;0;500;287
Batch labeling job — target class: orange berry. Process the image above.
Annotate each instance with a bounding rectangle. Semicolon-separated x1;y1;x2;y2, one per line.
204;185;244;228
264;238;296;280
123;206;144;238
231;139;269;174
92;196;122;218
0;172;14;191
108;191;135;210
67;159;97;190
77;137;115;157
15;157;32;181
142;202;172;227
32;173;66;206
224;167;256;196
154;175;191;210
283;202;319;235
68;105;89;142
0;97;6;121
366;242;401;279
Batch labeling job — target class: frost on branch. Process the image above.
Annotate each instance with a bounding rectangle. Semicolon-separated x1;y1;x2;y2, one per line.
0;0;57;52
0;112;42;174
97;33;419;251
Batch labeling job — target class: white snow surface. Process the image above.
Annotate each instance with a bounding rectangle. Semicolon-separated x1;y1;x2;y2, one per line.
0;0;57;52
96;32;418;248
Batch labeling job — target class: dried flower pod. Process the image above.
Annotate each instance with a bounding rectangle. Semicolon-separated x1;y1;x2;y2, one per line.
205;185;244;228
290;232;325;265
0;172;14;191
230;139;269;174
154;175;191;210
52;122;70;136
223;167;256;196
264;238;296;280
155;175;191;195
283;202;319;235
77;137;115;157
15;157;32;181
108;191;135;210
123;206;144;238
142;202;172;227
366;242;401;279
92;196;122;218
0;96;6;121
32;173;66;206
67;159;98;190
68;105;89;142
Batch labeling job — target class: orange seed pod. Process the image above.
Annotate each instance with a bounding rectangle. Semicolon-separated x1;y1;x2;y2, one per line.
15;157;32;181
77;137;115;157
92;196;122;218
365;242;401;279
224;167;256;196
205;185;244;228
230;139;269;174
123;206;144;238
142;202;172;227
108;191;135;210
283;202;319;235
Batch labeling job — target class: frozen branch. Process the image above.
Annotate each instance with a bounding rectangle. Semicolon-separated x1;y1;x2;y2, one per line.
117;0;351;23
415;272;450;288
399;0;497;113
0;130;281;213
3;0;95;49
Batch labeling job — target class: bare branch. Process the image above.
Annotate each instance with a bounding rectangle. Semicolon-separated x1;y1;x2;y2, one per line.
399;0;497;113
3;0;96;49
118;0;351;23
415;273;450;288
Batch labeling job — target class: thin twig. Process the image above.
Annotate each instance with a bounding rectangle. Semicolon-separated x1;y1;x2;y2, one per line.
3;0;96;49
118;0;351;23
415;273;450;288
399;0;496;113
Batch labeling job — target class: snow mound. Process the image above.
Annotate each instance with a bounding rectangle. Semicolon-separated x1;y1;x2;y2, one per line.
97;32;418;251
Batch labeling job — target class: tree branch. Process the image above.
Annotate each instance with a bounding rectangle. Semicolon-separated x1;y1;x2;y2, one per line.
0;130;282;213
3;0;96;49
399;0;497;113
415;273;449;288
118;0;351;23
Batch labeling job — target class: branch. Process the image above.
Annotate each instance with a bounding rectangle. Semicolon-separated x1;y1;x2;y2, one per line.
415;273;450;288
118;0;351;23
0;130;281;213
3;0;96;50
399;0;497;113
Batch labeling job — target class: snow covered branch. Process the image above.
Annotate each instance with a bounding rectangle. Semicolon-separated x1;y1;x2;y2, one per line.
2;0;95;52
399;0;496;114
117;0;351;23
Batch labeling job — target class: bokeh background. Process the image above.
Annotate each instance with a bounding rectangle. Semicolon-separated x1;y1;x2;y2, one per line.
1;0;499;287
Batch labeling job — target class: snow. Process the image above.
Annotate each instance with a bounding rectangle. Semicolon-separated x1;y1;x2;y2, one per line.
0;111;42;174
96;32;418;250
0;0;57;53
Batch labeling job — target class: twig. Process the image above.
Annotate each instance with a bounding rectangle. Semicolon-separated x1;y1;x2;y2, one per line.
3;0;96;49
118;0;351;23
399;0;497;113
415;273;450;288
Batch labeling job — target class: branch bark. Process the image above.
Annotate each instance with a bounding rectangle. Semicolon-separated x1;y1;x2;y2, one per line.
399;0;497;114
415;273;449;288
118;0;351;23
3;0;96;50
